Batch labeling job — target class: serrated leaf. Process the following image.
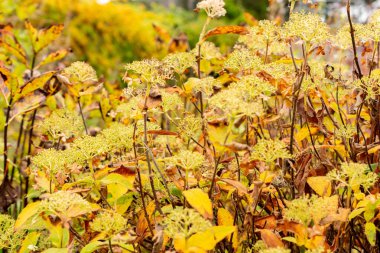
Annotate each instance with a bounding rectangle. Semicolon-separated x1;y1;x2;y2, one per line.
217;208;233;226
183;188;213;219
365;222;376;246
14;71;55;102
307;176;332;197
36;49;70;69
25;21;64;53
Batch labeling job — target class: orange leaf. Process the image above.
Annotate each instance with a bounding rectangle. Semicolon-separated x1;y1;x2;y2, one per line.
201;26;249;43
260;229;284;248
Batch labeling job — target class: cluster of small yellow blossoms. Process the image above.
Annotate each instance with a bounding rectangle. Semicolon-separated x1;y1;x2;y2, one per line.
165;150;205;171
163;207;211;239
61;61;98;85
40;191;95;218
353;69;380;100
284;195;338;226
163;52;196;74
250;139;292;163
184;76;221;97
283;11;330;45
123;59;173;88
176;114;202;140
41;108;84;141
224;48;263;72
161;91;183;112
90;211;126;235
327;163;378;193
0;214;24;251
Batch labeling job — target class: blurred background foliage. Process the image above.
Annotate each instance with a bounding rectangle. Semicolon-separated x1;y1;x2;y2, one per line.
0;0;268;80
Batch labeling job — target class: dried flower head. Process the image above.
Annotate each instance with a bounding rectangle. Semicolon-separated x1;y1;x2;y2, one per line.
224;48;262;72
261;248;291;253
61;61;98;85
42;109;84;140
250;139;291;163
163;207;212;239
90;211;126;235
284;195;338;226
284;12;330;45
161;91;183;112
327;162;378;193
197;0;226;19
163;52;196;73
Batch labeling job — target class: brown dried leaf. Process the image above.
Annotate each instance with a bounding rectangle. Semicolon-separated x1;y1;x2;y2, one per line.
201;26;249;43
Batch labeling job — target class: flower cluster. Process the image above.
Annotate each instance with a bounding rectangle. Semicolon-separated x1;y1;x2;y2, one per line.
224;48;263;72
327;162;378;193
163;52;196;74
250;139;292;163
196;0;226;19
284;11;330;45
42;109;84;140
61;61;98;85
284;195;338;226
163;207;211;239
123;59;172;88
90;211;126;235
166;150;205;171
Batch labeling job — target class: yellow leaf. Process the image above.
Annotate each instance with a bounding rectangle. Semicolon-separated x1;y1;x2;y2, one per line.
15;202;42;230
217;208;233;226
295;126;318;144
183;188;213;219
217;209;238;248
368;145;380;154
307;176;332;197
187;226;235;250
25;21;64;53
36;49;70;69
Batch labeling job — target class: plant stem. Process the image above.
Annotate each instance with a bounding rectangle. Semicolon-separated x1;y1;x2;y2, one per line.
78;97;88;135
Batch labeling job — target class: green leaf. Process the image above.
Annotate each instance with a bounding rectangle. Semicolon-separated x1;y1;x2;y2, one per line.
43;217;70;248
365;222;377;246
348;208;365;220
